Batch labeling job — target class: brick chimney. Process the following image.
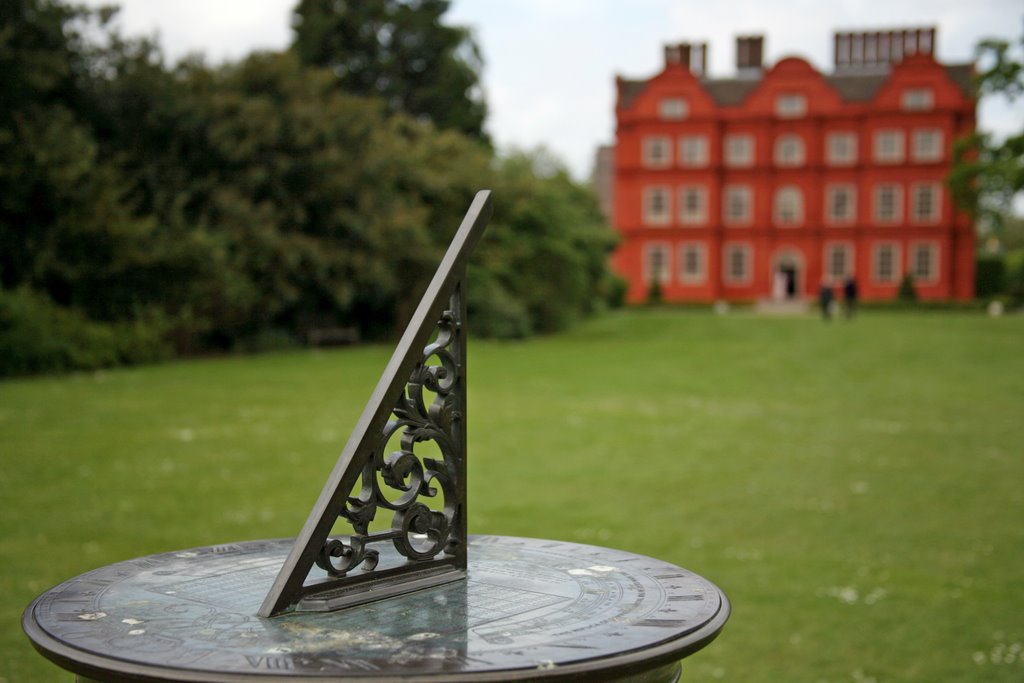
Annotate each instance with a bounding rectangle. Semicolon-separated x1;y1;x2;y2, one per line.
834;27;936;70
665;42;708;77
736;35;764;72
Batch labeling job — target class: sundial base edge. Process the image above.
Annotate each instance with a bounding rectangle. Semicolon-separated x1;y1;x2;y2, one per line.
24;535;729;682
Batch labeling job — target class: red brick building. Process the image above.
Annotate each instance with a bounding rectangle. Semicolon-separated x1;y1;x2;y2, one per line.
610;29;976;304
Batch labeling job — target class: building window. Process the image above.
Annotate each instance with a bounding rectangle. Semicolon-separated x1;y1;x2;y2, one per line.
826;184;856;224
774;186;803;226
873;243;901;283
643;187;671;225
775;93;807;118
826;132;857;165
723;185;752;224
724;134;754;167
901;88;934;111
874;130;905;163
679;186;707;225
911;183;940;223
644;243;671;284
873;184;903;224
723;244;752;284
912;129;943;162
774;134;805;167
679;135;709;167
659;97;688;120
642;136;671;168
679;243;706;283
910;243;938;283
824;243;853;280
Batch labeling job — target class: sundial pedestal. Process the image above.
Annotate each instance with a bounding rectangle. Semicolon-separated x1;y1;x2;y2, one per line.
24;536;728;682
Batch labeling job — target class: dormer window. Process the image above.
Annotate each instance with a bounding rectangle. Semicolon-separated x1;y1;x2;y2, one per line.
901;88;934;111
659;97;689;120
775;94;807;118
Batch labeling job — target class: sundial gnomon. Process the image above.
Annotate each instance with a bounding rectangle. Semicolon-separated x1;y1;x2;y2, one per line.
24;191;729;681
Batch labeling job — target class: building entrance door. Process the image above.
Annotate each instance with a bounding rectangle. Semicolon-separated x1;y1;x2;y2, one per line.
780;264;797;298
772;250;803;300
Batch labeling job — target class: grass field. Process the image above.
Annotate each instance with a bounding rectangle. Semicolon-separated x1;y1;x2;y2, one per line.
2;309;1023;682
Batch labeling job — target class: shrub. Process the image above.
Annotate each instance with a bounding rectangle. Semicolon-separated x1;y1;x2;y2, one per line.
605;274;629;309
897;274;918;302
0;288;170;377
467;270;532;339
647;280;664;305
975;256;1007;298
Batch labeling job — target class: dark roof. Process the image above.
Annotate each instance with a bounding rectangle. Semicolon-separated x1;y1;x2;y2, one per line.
702;79;760;106
825;73;888;101
618;62;974;110
826;64;974;101
618;79;648;109
945;64;975;98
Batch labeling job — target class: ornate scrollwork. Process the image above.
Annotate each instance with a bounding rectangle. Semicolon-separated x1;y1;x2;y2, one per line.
317;306;463;578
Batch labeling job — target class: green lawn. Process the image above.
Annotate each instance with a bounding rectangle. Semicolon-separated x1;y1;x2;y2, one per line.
2;309;1023;682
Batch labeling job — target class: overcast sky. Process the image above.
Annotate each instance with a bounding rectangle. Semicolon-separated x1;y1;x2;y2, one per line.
82;0;1022;180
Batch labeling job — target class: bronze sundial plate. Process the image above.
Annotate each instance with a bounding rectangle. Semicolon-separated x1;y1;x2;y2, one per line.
24;536;729;682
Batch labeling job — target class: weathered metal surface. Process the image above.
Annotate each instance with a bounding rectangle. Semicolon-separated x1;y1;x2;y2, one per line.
259;190;490;618
24;536;728;682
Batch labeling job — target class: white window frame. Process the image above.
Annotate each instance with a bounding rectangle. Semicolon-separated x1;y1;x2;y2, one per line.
679;135;709;167
679;185;708;225
910;182;941;224
723;243;753;284
643;186;671;226
901;88;934;111
826;184;857;225
872;242;902;283
874;130;905;164
912;129;943;162
659;97;688;120
724;133;754;167
642;136;672;168
679;242;707;284
774;134;805;167
873;184;903;225
775;93;807;118
826;132;857;166
644;242;671;284
723;185;753;225
909;242;940;284
823;242;855;280
774;186;803;226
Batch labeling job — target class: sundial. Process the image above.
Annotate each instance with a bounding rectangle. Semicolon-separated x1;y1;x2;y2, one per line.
24;191;729;682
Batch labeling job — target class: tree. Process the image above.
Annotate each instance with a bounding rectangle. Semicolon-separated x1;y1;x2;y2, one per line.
470;150;619;336
949;30;1024;240
0;0;620;373
291;0;486;139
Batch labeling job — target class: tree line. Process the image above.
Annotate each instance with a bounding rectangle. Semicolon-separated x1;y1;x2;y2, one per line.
0;0;621;376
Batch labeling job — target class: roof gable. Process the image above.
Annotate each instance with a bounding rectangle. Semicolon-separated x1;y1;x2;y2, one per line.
739;57;846;115
869;54;975;110
617;64;720;119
